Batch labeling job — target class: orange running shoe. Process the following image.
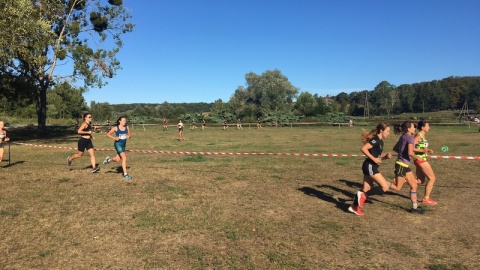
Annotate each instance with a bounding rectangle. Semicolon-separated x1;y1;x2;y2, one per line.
422;198;438;205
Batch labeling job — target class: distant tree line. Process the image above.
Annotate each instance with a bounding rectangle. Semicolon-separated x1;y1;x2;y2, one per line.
1;68;479;125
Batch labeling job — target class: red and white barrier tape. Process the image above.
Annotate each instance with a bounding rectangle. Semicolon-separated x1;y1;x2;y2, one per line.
12;142;480;160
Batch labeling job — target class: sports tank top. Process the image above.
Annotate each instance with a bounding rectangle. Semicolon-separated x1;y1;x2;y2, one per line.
116;125;128;141
415;133;428;161
81;123;92;137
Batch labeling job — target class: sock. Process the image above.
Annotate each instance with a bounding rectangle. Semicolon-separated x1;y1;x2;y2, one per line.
388;181;392;189
411;192;418;209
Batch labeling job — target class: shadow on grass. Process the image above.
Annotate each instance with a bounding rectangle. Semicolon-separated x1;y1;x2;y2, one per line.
6;125;78;144
104;166;127;174
298;179;411;213
297;186;351;213
2;161;25;168
338;179;409;199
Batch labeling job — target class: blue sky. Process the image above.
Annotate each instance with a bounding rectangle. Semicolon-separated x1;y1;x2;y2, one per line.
83;0;480;105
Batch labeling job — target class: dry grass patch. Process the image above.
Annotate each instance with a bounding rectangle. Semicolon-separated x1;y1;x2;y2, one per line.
0;125;479;269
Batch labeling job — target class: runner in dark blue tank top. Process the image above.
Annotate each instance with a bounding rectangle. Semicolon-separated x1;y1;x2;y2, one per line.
104;116;132;179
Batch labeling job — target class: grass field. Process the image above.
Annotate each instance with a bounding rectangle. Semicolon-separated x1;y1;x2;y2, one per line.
1;124;479;269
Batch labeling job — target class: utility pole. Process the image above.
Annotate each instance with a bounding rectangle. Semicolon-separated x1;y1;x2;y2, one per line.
364;91;369;118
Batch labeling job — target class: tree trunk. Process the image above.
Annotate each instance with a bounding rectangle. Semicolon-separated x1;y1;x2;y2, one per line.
36;84;48;136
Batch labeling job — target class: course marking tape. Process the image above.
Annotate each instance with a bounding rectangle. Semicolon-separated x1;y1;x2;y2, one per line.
11;142;480;160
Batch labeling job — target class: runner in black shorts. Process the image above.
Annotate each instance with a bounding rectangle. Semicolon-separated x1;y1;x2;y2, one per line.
67;113;99;172
349;123;394;216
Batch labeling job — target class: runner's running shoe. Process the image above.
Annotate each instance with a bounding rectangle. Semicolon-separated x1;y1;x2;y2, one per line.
356;191;367;208
410;207;425;214
123;174;132;180
348;205;365;216
103;156;110;165
421;198;438;205
67;156;72;166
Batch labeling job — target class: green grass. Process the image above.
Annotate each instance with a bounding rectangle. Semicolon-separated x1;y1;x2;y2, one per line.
0;124;479;269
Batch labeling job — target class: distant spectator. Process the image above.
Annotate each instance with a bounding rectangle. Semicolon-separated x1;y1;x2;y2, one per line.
93;121;100;133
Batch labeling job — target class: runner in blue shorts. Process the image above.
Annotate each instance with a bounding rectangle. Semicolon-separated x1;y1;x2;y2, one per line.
103;116;132;179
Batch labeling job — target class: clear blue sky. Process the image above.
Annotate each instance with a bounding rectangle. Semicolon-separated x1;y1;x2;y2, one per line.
83;0;480;105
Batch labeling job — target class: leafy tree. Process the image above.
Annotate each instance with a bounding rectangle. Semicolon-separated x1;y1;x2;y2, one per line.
230;69;298;118
425;81;448;111
0;73;36;115
397;84;415;113
334;92;350;113
371;81;396;115
47;82;88;119
131;105;148;117
173;106;187;119
348;90;369;116
156;102;176;119
313;94;332;115
294;91;318;117
0;0;134;134
90;101;114;122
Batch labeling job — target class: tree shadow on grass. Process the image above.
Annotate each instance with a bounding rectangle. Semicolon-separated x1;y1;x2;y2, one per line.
6;125;78;144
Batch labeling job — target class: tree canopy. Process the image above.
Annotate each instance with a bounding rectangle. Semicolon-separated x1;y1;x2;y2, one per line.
0;0;134;134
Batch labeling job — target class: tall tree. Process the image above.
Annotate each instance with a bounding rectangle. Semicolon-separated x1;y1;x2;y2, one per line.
230;69;298;118
334;92;350;114
47;82;88;119
397;84;415;113
90;101;114;122
0;0;134;134
371;81;396;115
294;91;318;117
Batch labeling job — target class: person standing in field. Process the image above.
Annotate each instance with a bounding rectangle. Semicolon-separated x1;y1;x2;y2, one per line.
348;123;394;216
201;119;206;130
177;120;184;141
390;121;424;214
163;118;168;130
257;118;263;129
0;121;10;164
406;120;437;204
67;113;100;172
103;116;132;180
